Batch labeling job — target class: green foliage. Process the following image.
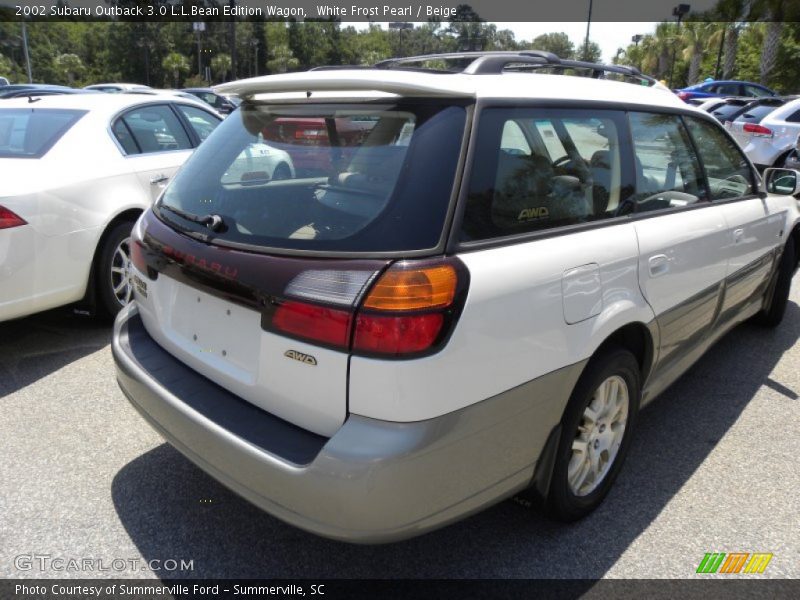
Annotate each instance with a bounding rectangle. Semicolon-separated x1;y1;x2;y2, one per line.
162;52;190;87
528;32;575;59
1;16;796;93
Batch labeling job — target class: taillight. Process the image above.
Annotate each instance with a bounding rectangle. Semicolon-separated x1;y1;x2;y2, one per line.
273;301;353;347
677;92;690;101
130;240;148;273
269;260;468;358
0;206;27;229
353;313;445;354
743;123;773;137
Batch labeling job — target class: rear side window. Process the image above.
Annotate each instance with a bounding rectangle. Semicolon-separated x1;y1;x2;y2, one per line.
683;117;754;200
785;109;800;123
112;104;192;155
627;112;704;213
460;108;627;241
0;108;86;158
175;104;220;142
744;84;773;97
157;101;466;254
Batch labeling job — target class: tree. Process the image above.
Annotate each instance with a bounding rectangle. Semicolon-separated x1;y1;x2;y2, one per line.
578;41;602;63
756;0;787;85
54;53;84;86
528;32;574;59
267;44;299;74
162;52;189;87
211;53;231;82
681;22;713;85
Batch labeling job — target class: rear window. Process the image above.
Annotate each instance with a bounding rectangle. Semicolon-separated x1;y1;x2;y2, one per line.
156;100;466;254
710;103;748;121
0;108;86;158
733;104;780;124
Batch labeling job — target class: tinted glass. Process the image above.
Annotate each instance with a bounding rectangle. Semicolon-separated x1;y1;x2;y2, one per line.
714;83;741;96
785;109;800;123
460;108;627;241
744;85;773;98
684;116;754;200
157;101;466;253
710;102;748;121
627;112;704;213
734;104;779;124
115;105;192;154
0;108;86;158
175;104;220;142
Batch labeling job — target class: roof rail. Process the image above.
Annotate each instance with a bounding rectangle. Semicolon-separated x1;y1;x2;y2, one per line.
370;51;656;85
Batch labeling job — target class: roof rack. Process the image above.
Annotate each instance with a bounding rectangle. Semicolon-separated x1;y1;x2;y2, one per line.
346;51;657;85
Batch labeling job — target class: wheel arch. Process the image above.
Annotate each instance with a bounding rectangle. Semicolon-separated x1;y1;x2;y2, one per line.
527;320;655;503
81;209;144;310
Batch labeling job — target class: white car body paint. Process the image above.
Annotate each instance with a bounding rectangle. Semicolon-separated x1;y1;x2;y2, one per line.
0;94;222;321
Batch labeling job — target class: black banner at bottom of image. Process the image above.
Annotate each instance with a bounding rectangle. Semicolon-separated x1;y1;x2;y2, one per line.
3;579;800;600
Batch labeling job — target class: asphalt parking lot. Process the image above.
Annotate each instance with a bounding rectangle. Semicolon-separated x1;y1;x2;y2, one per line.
1;279;799;580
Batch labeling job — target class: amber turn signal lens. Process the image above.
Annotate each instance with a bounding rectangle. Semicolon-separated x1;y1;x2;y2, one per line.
362;265;457;311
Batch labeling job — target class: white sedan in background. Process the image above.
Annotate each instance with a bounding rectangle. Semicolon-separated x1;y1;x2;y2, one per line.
727;97;800;169
0;93;224;321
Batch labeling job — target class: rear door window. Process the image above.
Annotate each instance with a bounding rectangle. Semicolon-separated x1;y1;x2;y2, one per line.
460;108;627;241
0;108;86;158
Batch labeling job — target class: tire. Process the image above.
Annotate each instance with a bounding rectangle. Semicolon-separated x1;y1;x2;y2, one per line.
96;220;136;319
545;347;640;522
272;162;292;180
754;236;795;328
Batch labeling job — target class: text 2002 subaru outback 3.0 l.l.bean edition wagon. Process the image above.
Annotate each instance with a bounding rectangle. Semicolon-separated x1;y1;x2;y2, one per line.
112;52;800;543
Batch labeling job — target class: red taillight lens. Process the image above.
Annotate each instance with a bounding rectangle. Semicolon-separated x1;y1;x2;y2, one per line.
353;313;444;355
272;300;352;348
743;123;773;137
0;206;27;229
270;261;467;357
677;92;690;101
130;240;148;273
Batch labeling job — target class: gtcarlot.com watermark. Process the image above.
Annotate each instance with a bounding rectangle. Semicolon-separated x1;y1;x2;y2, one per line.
15;553;194;573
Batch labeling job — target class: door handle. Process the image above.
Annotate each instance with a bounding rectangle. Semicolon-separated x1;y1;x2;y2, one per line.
150;174;169;185
733;228;744;243
648;254;671;277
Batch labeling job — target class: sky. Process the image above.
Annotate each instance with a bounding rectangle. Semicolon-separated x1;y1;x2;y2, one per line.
353;22;660;64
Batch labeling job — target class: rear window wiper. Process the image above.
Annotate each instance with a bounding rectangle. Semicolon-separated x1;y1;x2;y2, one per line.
158;203;226;232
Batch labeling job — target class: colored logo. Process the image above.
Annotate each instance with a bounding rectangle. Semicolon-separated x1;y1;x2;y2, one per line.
696;552;773;574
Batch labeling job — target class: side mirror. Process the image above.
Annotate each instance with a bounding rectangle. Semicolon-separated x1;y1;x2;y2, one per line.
763;168;800;196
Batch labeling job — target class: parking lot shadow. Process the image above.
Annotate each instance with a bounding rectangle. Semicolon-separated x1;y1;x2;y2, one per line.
0;309;110;399
112;302;800;579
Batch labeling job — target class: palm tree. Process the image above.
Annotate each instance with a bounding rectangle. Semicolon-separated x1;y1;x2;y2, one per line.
755;0;786;85
162;52;189;88
267;44;299;74
211;53;232;83
681;22;713;85
54;53;84;86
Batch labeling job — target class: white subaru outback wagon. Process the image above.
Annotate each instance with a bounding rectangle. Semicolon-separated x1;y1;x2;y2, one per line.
112;52;800;543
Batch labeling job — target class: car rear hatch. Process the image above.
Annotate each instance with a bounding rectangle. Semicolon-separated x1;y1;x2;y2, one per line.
129;96;469;437
726;100;782;146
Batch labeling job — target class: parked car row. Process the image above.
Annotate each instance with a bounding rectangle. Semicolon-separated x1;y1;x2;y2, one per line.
0;81;239;115
674;79;800;169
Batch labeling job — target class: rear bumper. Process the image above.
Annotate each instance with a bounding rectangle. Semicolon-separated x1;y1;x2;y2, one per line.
113;303;579;543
